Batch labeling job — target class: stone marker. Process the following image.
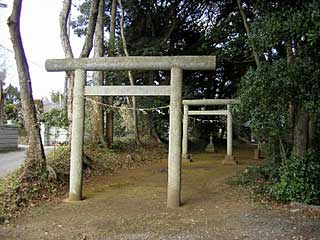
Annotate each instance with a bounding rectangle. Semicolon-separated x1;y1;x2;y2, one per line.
205;132;216;153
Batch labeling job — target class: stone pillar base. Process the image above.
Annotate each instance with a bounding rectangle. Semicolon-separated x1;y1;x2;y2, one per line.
182;154;192;163
222;155;237;165
64;195;82;203
205;144;216;153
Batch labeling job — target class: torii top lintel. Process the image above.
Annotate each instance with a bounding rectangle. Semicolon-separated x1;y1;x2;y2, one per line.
45;56;216;72
183;99;240;106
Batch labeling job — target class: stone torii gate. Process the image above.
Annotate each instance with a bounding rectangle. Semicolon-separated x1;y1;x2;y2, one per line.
45;56;216;208
181;99;240;164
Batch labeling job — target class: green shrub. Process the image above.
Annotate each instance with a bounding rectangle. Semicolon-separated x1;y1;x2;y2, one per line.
270;151;320;204
231;164;278;186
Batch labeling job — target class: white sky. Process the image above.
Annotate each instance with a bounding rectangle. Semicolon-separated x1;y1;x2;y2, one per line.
0;0;83;99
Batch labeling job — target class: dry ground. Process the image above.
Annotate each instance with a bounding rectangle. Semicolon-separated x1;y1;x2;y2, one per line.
0;146;319;240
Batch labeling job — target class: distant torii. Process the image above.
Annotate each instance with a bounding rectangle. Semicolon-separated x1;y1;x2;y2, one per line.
182;99;240;164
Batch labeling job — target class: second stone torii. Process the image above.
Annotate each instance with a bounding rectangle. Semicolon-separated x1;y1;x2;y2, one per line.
181;99;240;164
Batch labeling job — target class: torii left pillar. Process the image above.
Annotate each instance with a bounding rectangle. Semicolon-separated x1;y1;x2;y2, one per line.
69;69;86;201
167;67;183;207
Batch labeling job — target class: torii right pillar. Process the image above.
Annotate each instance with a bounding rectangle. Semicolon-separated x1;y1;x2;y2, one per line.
223;104;237;164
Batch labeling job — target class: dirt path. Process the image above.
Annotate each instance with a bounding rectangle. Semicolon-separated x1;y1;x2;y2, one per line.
0;147;319;240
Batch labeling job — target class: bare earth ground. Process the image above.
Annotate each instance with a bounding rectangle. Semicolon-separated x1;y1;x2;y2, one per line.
0;146;319;240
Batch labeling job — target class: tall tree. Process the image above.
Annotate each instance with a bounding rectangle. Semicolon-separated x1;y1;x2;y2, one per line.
59;0;100;139
59;0;74;116
118;0;141;145
105;0;117;147
7;0;46;177
90;0;105;144
239;0;320;158
59;0;75;139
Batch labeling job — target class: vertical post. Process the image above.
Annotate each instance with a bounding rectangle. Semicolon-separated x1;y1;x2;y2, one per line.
227;104;232;156
167;67;183;208
69;69;86;201
223;104;237;164
182;104;190;162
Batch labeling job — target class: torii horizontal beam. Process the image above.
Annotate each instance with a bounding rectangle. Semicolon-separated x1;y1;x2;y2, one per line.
182;99;240;106
188;110;228;116
45;56;216;71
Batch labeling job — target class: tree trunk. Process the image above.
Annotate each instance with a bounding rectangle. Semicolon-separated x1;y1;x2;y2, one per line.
287;103;295;145
109;0;117;57
148;113;162;143
143;71;161;143
66;72;75;140
59;0;74;59
7;0;46;177
293;106;309;156
105;0;117;147
60;0;74;140
0;78;4;124
90;0;105;144
286;44;295;147
79;0;100;58
63;3;71;113
63;73;68;113
236;0;260;67
59;0;100;140
118;0;141;145
308;118;315;149
105;89;114;147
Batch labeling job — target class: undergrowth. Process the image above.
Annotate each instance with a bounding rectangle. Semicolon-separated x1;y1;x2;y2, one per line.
227;164;278;198
229;151;320;205
270;151;320;205
0;141;166;221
